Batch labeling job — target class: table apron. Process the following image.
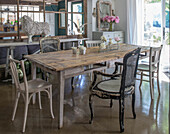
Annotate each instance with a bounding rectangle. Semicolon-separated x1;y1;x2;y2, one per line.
30;61;109;79
64;65;107;79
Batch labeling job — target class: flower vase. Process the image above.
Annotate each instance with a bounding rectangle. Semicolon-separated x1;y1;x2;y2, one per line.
108;23;114;31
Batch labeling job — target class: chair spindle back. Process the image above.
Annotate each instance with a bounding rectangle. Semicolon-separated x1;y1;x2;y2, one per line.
9;56;28;92
40;37;60;53
86;40;103;48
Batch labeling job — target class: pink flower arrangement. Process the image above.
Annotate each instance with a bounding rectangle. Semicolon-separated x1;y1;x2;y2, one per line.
102;15;120;24
114;37;120;42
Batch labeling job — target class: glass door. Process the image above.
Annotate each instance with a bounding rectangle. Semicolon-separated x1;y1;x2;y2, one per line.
164;0;169;45
143;0;169;70
143;0;169;46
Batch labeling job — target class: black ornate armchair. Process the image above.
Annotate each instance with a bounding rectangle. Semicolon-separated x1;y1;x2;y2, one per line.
89;48;141;132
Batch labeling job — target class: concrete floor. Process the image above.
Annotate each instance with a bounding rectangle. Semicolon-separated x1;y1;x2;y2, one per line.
0;45;169;134
0;67;169;134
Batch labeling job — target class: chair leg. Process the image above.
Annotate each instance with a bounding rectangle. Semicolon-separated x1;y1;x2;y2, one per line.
12;92;20;121
49;86;54;119
119;66;123;74
152;72;154;90
110;99;113;108
149;71;154;100
71;77;75;90
132;92;136;119
119;98;124;133
89;94;94;124
139;71;143;90
157;70;160;95
90;73;93;82
38;92;42;109
22;97;29;133
71;77;75;106
89;65;93;81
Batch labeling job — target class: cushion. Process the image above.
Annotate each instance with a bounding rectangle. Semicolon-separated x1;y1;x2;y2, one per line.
92;78;134;98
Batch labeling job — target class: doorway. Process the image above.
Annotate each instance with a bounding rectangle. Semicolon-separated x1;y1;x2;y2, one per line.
143;0;169;76
143;0;169;46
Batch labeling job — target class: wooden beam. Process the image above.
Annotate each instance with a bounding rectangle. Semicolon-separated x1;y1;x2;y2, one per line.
65;0;68;35
43;0;45;22
17;0;20;39
84;0;87;37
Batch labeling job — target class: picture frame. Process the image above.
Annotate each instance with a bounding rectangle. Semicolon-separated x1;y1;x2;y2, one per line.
97;0;112;31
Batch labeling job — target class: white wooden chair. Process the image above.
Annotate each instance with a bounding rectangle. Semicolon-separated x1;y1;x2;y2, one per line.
86;40;104;81
137;45;163;99
9;56;54;132
86;40;103;48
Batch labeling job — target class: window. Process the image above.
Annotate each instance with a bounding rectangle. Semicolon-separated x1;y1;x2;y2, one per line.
68;1;84;35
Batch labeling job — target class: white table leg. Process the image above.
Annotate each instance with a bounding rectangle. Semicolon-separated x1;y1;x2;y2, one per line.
5;48;10;78
78;40;81;47
10;47;15;84
58;71;65;129
73;42;75;47
10;47;15;58
63;42;66;50
5;46;15;78
31;62;36;104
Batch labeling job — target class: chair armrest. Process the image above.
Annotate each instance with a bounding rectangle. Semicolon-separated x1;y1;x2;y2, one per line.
94;71;121;78
113;62;123;74
115;62;123;66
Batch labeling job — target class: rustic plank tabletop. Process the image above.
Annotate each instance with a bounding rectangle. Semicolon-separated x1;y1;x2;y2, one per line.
25;44;150;72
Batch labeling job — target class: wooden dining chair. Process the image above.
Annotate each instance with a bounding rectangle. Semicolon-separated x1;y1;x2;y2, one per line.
39;36;61;80
85;40;104;81
137;45;163;99
40;36;60;53
89;48;141;132
85;40;103;48
40;36;76;105
9;56;54;132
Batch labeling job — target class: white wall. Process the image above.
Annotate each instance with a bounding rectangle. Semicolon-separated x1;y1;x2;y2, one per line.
114;0;127;42
87;0;127;42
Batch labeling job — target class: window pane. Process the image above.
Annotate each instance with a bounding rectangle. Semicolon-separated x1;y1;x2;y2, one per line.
73;14;83;34
73;3;82;13
143;0;162;45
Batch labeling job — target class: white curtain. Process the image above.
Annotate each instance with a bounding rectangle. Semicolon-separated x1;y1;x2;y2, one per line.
127;0;144;45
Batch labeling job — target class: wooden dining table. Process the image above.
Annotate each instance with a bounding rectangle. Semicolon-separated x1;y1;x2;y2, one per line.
24;43;150;129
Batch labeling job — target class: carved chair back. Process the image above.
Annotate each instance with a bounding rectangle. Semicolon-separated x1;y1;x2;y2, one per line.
40;37;60;53
120;48;141;94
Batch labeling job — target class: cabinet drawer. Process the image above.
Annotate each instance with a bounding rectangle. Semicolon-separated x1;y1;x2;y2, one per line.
103;32;114;39
114;32;124;38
